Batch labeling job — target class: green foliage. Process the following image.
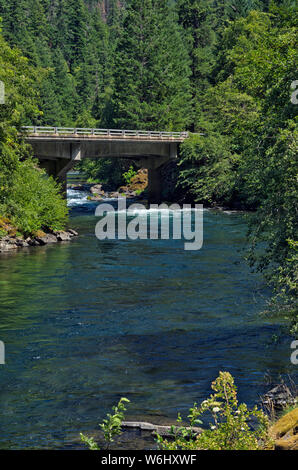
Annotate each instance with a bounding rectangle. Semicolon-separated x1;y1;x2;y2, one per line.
113;0;192;130
122;165;137;186
80;397;130;450
80;433;100;451
0;28;67;237
78;158;132;189
179;132;237;205
246;125;298;335
80;374;273;451
135;188;144;196
3;160;68;236
157;372;273;450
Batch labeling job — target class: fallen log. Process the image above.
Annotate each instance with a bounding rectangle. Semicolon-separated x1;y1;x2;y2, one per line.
122;421;202;438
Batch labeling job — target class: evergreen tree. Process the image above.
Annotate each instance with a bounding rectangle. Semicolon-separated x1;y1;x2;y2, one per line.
177;0;217;129
75;6;114;126
113;0;192;130
52;0;88;73
0;0;50;66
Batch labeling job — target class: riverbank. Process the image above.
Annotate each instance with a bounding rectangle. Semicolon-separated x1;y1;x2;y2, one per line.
0;228;78;253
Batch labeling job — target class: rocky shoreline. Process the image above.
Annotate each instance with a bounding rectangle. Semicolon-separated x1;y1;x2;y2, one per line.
69;169;149;201
0;229;79;253
70;183;144;201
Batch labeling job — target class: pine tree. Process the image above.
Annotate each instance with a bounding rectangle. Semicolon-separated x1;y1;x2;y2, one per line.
177;0;218;129
0;0;50;66
52;0;88;73
113;0;192;131
75;6;114;126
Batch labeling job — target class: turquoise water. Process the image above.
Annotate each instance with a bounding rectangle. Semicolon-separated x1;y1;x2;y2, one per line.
0;192;296;449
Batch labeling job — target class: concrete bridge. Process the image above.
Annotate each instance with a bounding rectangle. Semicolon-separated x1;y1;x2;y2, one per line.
23;126;190;203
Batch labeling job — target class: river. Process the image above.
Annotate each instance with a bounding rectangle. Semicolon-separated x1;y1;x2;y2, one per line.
0;189;296;449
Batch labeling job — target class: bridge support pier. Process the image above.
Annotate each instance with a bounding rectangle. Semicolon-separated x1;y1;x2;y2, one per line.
147;167;162;204
38;143;81;198
137;145;177;204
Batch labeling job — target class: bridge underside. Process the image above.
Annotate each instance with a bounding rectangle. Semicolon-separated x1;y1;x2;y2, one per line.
28;138;179;203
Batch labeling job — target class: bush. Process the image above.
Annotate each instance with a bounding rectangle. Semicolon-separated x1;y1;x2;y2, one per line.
1;159;68;236
122;165;137;186
156;372;273;450
80;398;130;450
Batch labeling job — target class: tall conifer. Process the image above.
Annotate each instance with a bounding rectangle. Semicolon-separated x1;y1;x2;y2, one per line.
113;0;192;131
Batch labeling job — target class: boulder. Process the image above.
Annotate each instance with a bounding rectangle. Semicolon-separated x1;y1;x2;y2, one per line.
71;184;89;191
108;191;121;198
55;231;72;242
90;184;105;196
271;408;298;450
275;434;298;450
27;238;41;246
35;233;58;245
87;195;103;201
68;229;79;237
0;240;18;252
271;408;298;439
262;384;296;411
15;238;30;248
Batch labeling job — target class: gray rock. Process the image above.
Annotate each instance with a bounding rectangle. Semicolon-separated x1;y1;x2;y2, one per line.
55;231;72;241
90;184;103;195
262;384;296;410
27;238;41;246
0;241;18;252
68;229;79;237
35;233;58;245
108;192;121;198
15;238;29;247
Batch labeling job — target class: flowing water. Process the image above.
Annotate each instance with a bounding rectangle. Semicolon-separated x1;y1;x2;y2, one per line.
0;189;296;449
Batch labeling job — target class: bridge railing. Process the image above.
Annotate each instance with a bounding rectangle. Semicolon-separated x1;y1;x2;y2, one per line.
22;126;189;139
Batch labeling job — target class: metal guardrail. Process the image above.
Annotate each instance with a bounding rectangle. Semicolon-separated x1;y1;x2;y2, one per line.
22;126;189;139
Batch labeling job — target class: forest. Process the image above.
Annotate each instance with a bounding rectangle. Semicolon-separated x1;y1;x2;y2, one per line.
0;0;297;334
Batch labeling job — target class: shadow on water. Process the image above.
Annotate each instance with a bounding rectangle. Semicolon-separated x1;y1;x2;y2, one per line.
0;192;296;449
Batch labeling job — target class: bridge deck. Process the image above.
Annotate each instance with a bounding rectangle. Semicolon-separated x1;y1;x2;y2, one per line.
23;127;189;143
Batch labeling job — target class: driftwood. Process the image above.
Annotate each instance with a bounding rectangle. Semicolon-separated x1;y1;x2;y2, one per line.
122;421;202;438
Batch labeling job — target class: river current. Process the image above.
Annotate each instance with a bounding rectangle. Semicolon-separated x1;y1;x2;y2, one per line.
0;189;296;449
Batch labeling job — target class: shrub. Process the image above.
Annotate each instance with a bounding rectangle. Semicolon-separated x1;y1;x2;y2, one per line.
156;372;273;450
123;165;137;186
80;398;130;450
2;159;68;236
